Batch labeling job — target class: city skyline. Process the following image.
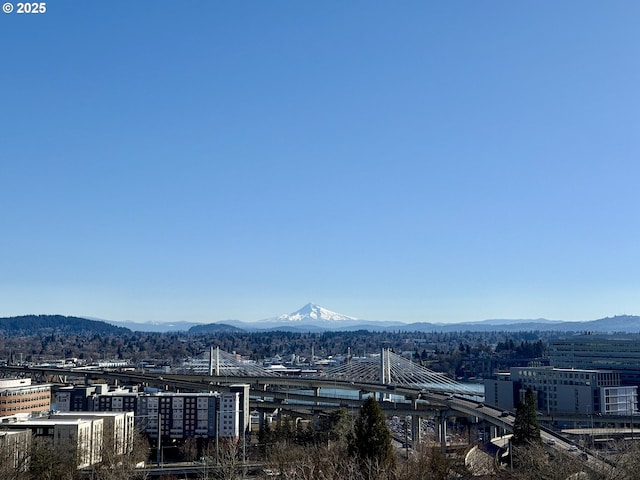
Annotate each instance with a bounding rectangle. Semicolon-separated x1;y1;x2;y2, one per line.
2;2;639;324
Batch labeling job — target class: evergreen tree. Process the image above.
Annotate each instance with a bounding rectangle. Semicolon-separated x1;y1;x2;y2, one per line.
348;397;395;471
513;387;541;445
317;407;352;446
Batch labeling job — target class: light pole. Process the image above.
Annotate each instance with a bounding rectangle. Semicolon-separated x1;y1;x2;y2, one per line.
156;411;162;467
404;416;410;460
216;409;219;465
590;411;594;449
630;398;634;441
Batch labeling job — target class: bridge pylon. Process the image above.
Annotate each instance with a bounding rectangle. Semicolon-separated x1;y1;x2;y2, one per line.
380;348;392;385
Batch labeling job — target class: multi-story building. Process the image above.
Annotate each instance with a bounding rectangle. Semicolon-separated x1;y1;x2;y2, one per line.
56;384;139;413
0;378;51;417
484;372;517;411
137;391;239;441
55;384;251;442
485;366;638;416
230;384;250;440
91;388;139;413
0;429;31;472
218;392;240;439
52;411;135;456
0;414;104;469
549;335;640;386
56;384;106;412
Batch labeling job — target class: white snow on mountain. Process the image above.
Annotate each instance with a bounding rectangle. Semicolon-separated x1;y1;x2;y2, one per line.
266;303;358;323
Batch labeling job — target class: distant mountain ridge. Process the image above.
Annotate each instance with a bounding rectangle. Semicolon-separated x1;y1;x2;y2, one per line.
396;315;640;333
0;315;130;335
100;319;207;333
198;307;640;334
4;310;640;335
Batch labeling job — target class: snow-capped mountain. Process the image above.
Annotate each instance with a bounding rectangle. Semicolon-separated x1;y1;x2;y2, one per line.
267;303;358;323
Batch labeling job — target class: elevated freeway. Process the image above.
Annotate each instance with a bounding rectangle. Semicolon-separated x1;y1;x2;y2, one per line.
2;360;622;479
0;364;507;443
5;361;616;474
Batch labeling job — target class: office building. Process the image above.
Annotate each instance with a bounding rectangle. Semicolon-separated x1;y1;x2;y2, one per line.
0;378;51;417
485;366;638;416
549;335;640;386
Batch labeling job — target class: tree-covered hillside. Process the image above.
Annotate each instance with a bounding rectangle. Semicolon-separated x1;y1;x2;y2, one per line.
0;315;130;336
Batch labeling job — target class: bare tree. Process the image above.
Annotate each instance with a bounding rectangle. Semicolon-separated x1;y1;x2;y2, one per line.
401;443;462;480
588;440;640;480
0;434;29;480
197;437;243;480
265;440;299;479
509;442;587;480
179;437;198;463
218;437;242;480
28;437;80;480
86;429;150;480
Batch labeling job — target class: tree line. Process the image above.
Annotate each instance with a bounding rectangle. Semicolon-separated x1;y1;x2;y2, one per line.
0;329;556;380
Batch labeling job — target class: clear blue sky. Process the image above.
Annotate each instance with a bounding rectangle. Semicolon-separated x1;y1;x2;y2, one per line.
2;1;639;324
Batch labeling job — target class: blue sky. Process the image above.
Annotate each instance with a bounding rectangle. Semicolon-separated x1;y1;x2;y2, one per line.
2;1;639;324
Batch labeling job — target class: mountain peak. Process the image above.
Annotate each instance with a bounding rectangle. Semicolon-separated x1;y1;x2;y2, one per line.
270;303;358;323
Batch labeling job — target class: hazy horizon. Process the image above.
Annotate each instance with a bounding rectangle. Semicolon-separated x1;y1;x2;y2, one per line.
2;2;639;324
15;305;634;326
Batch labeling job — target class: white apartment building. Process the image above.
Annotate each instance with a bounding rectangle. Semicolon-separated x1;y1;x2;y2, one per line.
219;392;240;439
52;411;134;456
0;429;31;472
0;414;103;469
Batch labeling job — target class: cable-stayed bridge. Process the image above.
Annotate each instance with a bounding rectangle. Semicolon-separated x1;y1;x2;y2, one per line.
187;346;476;395
0;348;477;395
323;348;478;395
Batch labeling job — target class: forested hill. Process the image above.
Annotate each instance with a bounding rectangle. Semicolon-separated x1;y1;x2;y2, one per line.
188;323;244;334
0;315;131;336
